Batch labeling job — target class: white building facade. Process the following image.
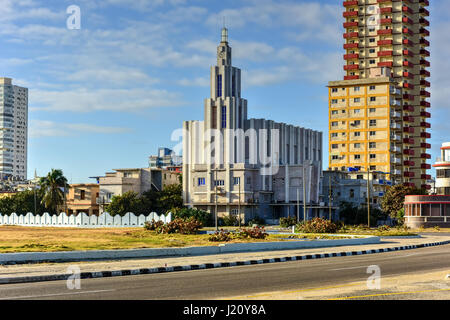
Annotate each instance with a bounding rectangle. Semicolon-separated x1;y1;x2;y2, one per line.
183;29;323;224
0;78;27;180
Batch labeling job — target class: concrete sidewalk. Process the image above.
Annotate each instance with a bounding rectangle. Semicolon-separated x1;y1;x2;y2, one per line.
0;235;449;285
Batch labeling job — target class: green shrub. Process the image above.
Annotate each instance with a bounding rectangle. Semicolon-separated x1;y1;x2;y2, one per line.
144;219;164;231
236;226;268;239
280;216;297;228
296;218;338;234
247;217;265;227
377;225;391;232
209;229;233;242
158;218;202;235
172;207;212;227
222;214;239;226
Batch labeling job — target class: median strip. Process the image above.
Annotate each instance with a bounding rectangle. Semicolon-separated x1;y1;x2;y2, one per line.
0;239;449;285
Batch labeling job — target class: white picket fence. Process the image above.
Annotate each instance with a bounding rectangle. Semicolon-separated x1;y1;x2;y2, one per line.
0;212;172;228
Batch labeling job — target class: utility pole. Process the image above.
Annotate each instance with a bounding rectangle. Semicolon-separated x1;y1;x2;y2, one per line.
329;175;332;221
303;164;307;222
297;188;300;222
214;168;218;231
367;168;371;228
238;178;241;228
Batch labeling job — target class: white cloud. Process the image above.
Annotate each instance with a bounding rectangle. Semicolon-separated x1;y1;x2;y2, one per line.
30;120;131;138
30;88;184;113
177;77;209;87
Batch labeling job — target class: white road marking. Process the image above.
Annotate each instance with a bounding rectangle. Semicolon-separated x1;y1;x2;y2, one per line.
0;289;116;300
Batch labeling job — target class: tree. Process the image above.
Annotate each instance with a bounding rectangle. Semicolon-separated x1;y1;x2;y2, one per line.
158;184;183;213
39;169;68;215
12;190;45;215
381;184;428;220
105;191;152;216
338;201;385;227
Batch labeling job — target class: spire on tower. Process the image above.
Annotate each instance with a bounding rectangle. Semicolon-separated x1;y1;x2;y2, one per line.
221;27;228;43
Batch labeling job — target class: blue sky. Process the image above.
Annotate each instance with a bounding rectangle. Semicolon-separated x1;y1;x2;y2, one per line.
0;0;448;183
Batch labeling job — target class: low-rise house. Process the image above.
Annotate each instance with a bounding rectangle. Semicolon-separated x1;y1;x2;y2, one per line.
62;183;100;216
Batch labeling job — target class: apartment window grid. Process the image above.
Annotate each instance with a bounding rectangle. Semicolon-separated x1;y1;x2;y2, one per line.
221;106;227;128
217;75;222;97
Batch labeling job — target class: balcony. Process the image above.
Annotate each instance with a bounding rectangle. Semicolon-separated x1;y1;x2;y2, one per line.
344;53;359;60
344;64;359;70
420;38;430;47
343;11;358;17
344;43;359;49
420;121;431;128
403;71;414;79
420;69;430;77
343;21;359;28
403;127;414;134
378;50;393;57
391;122;401;130
420;7;430;16
403;138;414;145
404;182;415;188
402;6;413;15
380;18;392;25
404;160;415;167
378;61;393;67
343;0;358;6
421;153;431;159
421;163;431;170
403;83;414;90
403;60;413;68
403;94;414;101
343;32;359;39
421;143;431;149
420;18;430;26
420;101;431;108
422;184;431;190
420;80;430;87
420;111;431;118
403;149;414;156
403;115;414;122
391;134;401;142
420;28;430;37
378;29;393;36
420;59;430;67
392;158;401;165
402;17;413;25
392;145;401;153
390;86;401;95
403;49;414;57
420;90;431;97
380;7;392;14
403;105;414;112
391;111;401;118
404;171;415;178
402;28;413;36
344;75;359;80
421;174;431;180
378;39;393;46
419;0;429;6
421;132;431;139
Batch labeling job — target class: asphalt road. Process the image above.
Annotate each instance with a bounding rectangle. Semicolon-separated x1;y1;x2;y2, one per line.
0;244;449;300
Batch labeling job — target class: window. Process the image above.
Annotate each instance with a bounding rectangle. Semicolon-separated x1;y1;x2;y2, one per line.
332;144;338;149
369;108;376;113
354;86;360;91
369;49;375;54
332;110;338;115
370;154;376;159
332;155;339;160
231;209;239;215
370;85;376;90
332;122;338;127
354;109;360;114
354;98;360;103
198;178;206;186
369;119;377;126
80;190;86;200
214;180;225;186
332;88;338;93
354;154;361;160
369;38;375;43
369;142;376;148
369;59;376;64
233;177;241;185
217;75;222;97
354;132;361;137
354;143;361;148
370;131;376;136
221;106;227;128
331;133;338;138
331;99;338;104
370;97;376;102
370;166;377;171
350;189;355;198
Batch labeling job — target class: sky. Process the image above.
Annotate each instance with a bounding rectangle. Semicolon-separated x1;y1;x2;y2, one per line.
0;0;448;183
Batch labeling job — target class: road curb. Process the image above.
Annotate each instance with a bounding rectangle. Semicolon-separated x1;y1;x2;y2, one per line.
1;240;449;285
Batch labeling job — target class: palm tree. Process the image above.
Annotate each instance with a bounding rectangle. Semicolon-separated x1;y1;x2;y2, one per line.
39;169;68;215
